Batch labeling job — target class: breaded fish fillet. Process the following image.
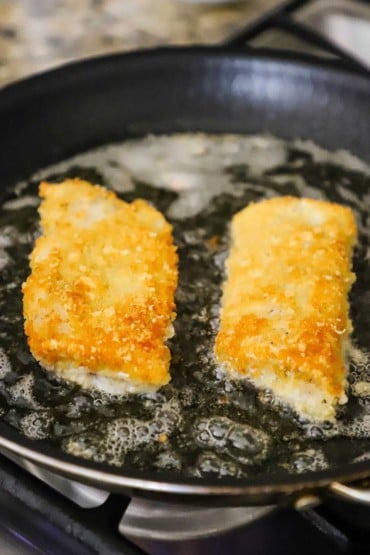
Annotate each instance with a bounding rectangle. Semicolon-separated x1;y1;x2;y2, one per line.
215;196;357;421
22;179;178;393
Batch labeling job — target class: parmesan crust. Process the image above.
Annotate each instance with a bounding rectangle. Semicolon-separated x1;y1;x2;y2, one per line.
22;179;178;392
215;196;357;421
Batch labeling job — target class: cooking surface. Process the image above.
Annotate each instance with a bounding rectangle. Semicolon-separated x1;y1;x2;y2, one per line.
1;133;369;480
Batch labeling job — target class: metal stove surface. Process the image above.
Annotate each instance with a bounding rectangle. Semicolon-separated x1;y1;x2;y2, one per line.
1;448;369;554
1;448;275;541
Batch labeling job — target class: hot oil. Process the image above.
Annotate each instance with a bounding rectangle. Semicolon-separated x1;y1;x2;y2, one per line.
0;134;370;478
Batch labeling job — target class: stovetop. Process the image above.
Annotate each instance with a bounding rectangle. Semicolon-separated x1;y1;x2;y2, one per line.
0;1;369;554
0;451;369;555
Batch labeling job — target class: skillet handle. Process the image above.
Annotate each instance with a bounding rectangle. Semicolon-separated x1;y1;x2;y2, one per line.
328;481;370;505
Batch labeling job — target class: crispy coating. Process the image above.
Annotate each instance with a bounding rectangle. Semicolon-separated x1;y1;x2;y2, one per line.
22;179;178;391
215;196;357;421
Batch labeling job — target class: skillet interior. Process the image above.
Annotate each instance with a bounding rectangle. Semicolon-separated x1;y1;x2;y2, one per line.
0;49;369;502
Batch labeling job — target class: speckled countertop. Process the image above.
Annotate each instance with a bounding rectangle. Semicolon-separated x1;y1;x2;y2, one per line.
0;0;281;86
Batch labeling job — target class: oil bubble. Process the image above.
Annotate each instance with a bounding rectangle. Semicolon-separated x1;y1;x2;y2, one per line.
193;451;242;478
8;374;41;409
20;411;52;440
209;418;230;440
352;452;370;463
194;417;269;465
289;449;328;474
154;451;182;471
0;349;11;379
0;250;12;270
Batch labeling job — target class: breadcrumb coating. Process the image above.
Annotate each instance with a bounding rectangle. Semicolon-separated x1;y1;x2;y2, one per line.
215;196;357;421
22;179;178;391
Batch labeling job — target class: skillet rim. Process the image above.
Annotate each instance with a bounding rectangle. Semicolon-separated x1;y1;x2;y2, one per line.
0;45;369;98
0;419;369;497
0;46;369;498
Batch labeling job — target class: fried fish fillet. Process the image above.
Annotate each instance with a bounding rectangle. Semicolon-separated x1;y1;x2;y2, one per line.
215;196;357;421
22;178;178;393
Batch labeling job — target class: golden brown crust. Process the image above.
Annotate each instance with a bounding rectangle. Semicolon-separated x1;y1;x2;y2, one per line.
214;196;357;420
22;179;178;389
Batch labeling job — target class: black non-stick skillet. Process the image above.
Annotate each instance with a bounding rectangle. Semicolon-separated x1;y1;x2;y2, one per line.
0;47;369;508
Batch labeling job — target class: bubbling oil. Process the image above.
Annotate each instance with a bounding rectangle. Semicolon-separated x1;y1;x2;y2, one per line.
0;133;370;478
0;349;11;379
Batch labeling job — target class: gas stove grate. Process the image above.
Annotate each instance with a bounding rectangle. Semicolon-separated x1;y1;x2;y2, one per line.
0;454;143;555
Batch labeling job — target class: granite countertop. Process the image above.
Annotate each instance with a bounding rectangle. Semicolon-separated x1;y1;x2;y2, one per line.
0;0;281;86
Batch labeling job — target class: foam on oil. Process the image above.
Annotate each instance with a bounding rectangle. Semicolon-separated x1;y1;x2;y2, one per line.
1;133;370;477
0;349;11;379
